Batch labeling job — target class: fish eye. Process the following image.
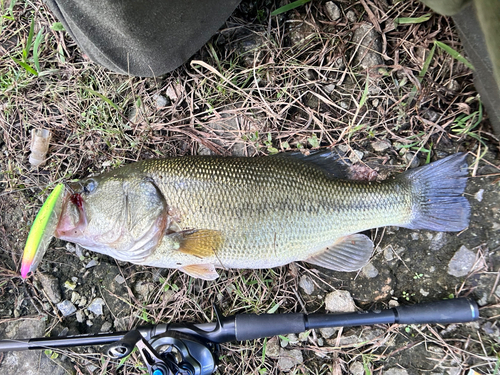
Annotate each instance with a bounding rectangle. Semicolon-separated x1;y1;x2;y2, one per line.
83;179;97;194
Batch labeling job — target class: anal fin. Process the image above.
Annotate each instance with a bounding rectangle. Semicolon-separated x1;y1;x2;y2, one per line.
180;264;219;280
305;234;374;272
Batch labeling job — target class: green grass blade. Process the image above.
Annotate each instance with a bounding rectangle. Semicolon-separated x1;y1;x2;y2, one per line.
11;56;38;75
33;28;44;72
434;41;474;70
394;13;431;26
419;43;436;78
84;88;121;111
24;16;35;61
359;75;369;108
271;0;311;16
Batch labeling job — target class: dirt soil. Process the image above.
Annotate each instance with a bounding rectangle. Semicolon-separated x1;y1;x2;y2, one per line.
0;0;499;374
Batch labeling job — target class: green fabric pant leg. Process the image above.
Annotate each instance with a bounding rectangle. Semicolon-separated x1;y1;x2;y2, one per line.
421;0;500;136
44;0;241;77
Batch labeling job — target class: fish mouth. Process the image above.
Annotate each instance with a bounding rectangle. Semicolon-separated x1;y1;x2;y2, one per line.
55;190;88;239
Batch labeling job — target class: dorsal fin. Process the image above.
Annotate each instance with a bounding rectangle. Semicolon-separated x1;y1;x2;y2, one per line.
274;150;351;179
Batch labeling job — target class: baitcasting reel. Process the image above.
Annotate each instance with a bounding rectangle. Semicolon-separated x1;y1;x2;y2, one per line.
107;329;218;375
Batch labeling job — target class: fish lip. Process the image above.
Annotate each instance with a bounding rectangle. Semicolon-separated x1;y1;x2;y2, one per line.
55;189;88;238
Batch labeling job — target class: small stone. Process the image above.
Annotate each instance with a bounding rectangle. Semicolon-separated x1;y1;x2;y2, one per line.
346;10;356;23
87;298;105;315
66;243;76;253
134;281;155;301
101;322;112;332
299;275;315;295
340;101;349;109
78;296;87;308
325;290;356;313
352;23;383;69
371;140;391;152
71;291;81;304
405;152;420;168
317;337;324;347
447;245;476;277
266;337;280;358
388;299;399;308
495;286;500;298
362;263;379;278
474;189;484;202
36;273;61;304
384;245;394;261
324;83;336;94
430;232;447;251
86;320;93;327
85;259;98;268
325;2;341;21
114;274;126;284
319;327;337;339
286;334;299;345
57;300;77;317
76;310;85;323
280;337;289;348
419;289;429;297
277;348;303;372
153;94;168;108
383;368;409;375
446;79;460;92
372;98;380;108
349;150;364;164
75;244;84;260
350;361;365;375
410;233;420;241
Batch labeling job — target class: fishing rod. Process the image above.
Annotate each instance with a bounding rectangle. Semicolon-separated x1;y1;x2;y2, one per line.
0;298;479;375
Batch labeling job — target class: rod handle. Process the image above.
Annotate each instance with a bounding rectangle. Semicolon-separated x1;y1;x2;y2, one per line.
394;298;479;325
235;313;305;341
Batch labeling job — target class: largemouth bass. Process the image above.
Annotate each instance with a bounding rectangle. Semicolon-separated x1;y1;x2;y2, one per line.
54;152;470;280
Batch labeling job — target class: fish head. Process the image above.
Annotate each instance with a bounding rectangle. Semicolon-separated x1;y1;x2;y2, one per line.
55;174;168;261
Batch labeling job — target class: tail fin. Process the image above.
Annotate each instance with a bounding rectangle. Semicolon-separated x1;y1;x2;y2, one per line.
403;153;470;232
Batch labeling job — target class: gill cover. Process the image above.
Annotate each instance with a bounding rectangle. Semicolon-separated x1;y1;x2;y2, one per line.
56;175;168;262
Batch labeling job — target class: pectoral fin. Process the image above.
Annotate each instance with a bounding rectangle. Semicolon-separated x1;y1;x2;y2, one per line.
172;229;223;258
305;234;374;272
180;264;219;280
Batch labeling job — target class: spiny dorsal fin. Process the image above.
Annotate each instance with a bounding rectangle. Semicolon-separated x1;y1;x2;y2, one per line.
274;150;351;179
305;233;374;272
180;264;219;280
173;229;223;258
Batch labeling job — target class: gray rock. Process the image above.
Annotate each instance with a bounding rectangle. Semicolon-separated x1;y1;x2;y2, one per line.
114;274;126;284
405;152;420;169
352;23;383;69
319;327;337;339
101;321;112;332
447;245;476;277
56;300;77;317
346;10;357;23
134;280;155;301
324;83;336;94
153;94;168;108
383;368;409;375
85;259;98;268
287;17;315;47
325;290;356;313
496;285;500;298
76;310;85;323
362;263;379;278
87;298;105;316
371;140;391;152
474;189;484;202
36;273;61;304
349;150;364;163
0;319;73;375
325;2;341;21
299;275;315;295
350;361;365;375
265;337;280;359
277;348;303;372
429;232;448;251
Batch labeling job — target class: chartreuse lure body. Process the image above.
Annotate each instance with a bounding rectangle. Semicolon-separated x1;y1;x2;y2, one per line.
21;184;65;278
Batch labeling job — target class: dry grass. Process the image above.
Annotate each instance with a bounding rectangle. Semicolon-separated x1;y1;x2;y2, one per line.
1;0;499;374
